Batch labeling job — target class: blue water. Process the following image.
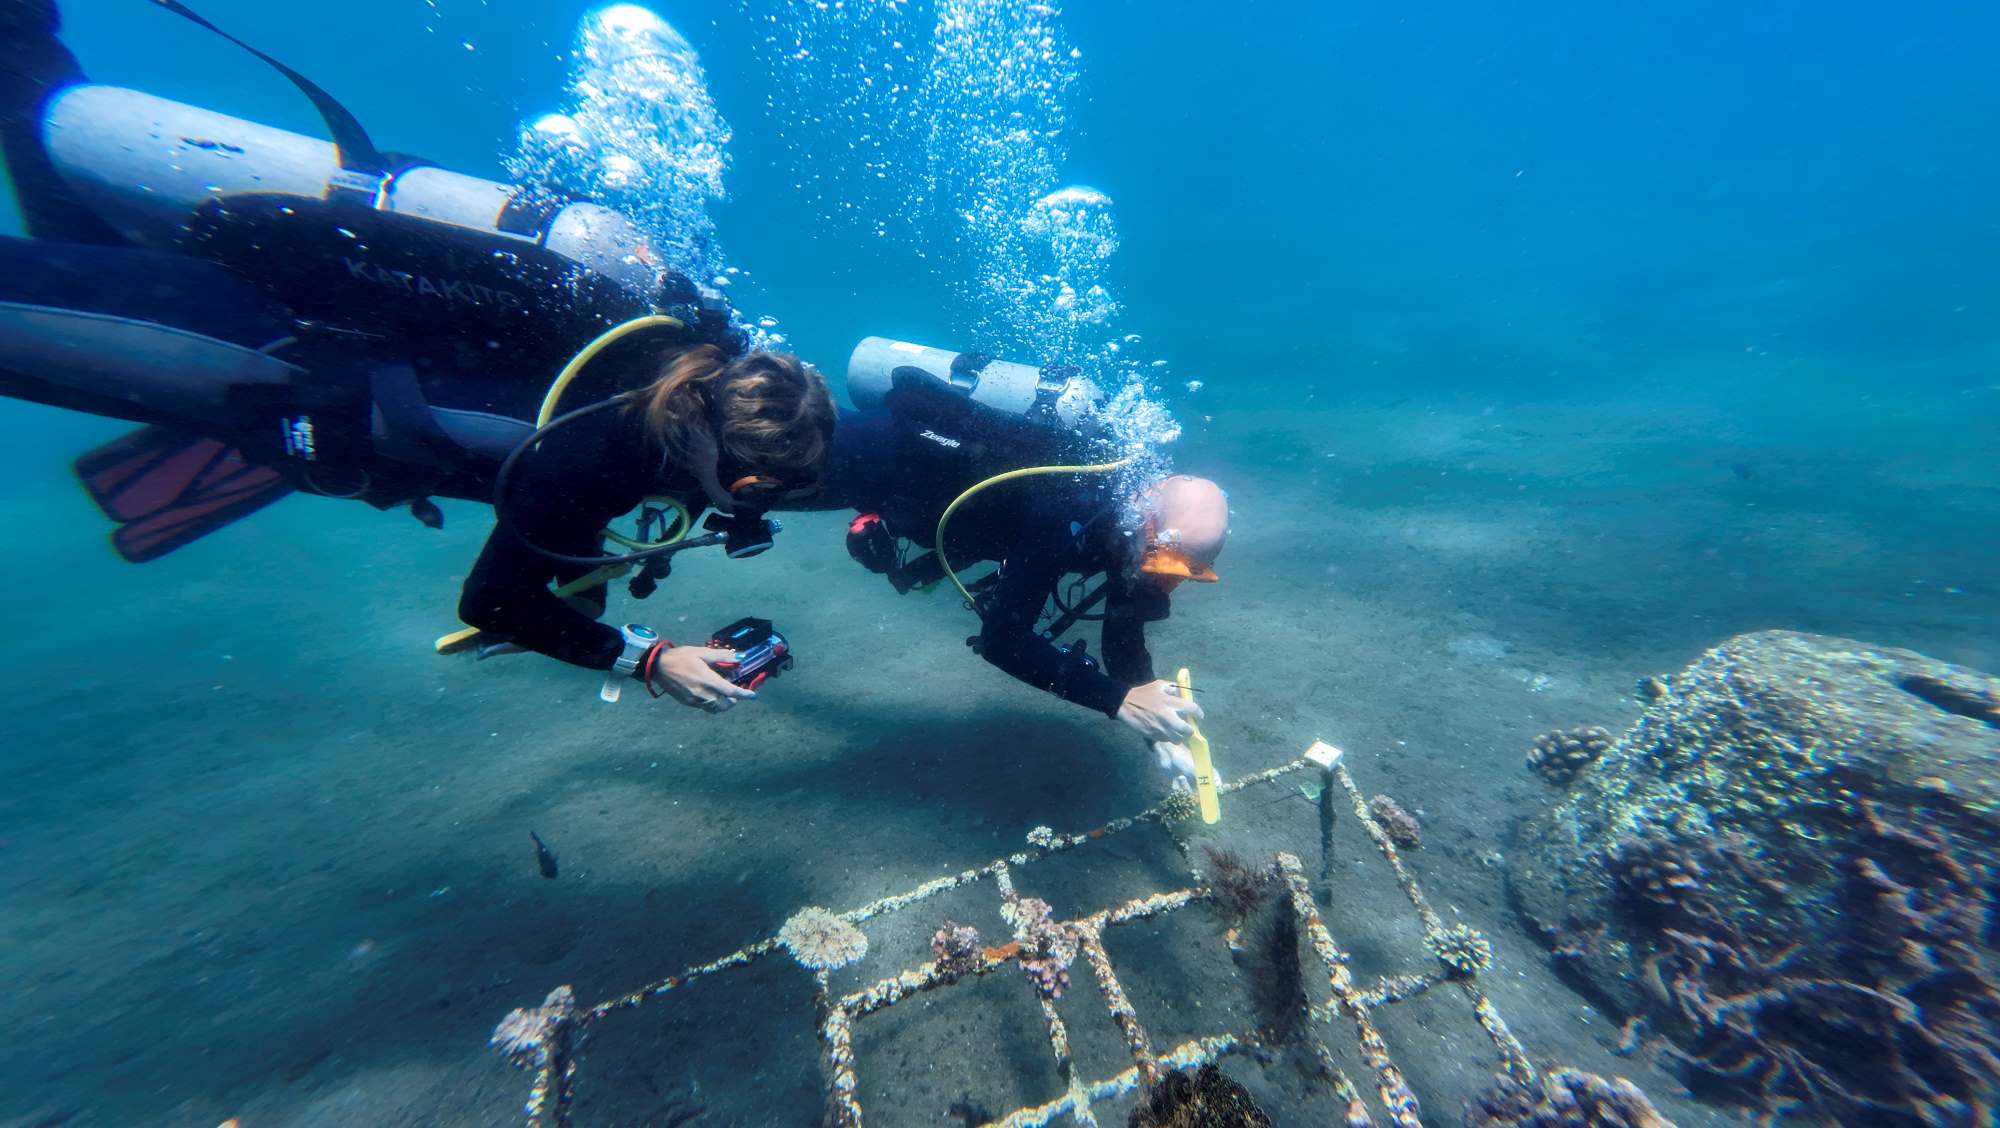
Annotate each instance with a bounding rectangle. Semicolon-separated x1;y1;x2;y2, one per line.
3;2;1997;1125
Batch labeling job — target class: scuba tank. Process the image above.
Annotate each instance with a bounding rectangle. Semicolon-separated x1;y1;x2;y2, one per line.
43;85;659;299
846;337;1102;431
29;76;746;493
39;84;735;366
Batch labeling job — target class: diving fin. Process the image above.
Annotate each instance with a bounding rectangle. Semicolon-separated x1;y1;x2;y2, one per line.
73;425;291;562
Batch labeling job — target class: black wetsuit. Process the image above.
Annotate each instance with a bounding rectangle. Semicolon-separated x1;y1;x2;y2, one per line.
825;391;1169;718
457;400;710;670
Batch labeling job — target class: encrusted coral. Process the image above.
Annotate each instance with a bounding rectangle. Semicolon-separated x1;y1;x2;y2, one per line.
1369;794;1422;848
1003;896;1079;998
1129;1063;1273;1128
1462;1067;1670;1127
931;920;982;981
778;906;868;971
1021;946;1074;999
1525;726;1615;786
1426;923;1494;977
1160;788;1200;823
491;986;576;1070
1026;825;1056;849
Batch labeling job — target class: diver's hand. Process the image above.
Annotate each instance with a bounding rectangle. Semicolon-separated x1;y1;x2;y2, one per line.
1117;680;1202;744
648;646;757;713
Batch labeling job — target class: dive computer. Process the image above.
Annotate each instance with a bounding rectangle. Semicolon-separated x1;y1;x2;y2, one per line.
602;623;663;703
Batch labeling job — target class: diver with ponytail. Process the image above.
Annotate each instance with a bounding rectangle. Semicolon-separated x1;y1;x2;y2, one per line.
459;342;835;713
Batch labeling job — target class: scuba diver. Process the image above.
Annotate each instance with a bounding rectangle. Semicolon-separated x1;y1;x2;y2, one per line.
829;338;1229;776
462;342;832;711
0;0;836;712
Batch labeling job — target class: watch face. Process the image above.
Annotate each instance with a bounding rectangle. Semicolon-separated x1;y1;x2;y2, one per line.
625;624;659;643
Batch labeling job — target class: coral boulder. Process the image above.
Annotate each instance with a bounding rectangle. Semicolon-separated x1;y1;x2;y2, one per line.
1507;631;2000;1125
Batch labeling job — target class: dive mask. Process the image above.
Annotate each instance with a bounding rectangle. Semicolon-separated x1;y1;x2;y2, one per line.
687;422;822;514
1138;511;1219;590
1140;543;1220;590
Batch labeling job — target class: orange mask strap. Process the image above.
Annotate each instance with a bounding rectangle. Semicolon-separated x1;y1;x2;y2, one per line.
729;474;781;496
1140;545;1219;585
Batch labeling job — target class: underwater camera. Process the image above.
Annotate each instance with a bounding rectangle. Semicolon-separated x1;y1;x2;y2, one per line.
708;617;793;690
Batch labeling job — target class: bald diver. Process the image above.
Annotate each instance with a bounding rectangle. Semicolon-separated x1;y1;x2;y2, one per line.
827;340;1229;776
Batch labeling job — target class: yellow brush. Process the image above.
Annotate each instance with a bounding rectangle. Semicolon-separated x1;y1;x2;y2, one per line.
1177;667;1220;824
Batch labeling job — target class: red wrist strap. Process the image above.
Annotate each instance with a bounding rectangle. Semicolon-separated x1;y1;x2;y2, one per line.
639;639;676;698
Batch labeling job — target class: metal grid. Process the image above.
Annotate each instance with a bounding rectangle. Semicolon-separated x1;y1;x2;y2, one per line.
491;750;1542;1127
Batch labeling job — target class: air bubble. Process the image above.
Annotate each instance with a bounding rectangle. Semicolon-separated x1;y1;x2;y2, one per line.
506;3;732;283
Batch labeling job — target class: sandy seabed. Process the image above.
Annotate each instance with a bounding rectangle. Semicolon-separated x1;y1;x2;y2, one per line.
2;388;1994;1127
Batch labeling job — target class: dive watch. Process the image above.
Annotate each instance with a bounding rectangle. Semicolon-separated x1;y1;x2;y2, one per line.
601;623;663;703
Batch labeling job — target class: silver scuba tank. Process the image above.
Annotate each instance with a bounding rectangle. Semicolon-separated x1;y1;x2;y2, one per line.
846;336;1102;430
42;85;659;297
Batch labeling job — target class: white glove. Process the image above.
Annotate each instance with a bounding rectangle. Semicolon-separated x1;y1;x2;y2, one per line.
1154;742;1223;787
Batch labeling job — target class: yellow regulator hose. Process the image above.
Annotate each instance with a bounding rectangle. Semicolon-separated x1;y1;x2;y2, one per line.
933;455;1137;604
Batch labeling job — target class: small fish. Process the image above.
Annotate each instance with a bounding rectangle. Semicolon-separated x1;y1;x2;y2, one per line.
530;831;559;879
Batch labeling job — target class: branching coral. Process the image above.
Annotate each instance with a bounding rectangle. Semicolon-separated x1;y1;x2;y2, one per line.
1549;918;1609;965
1608;833;1707;919
1638;803;2000;1125
1463;1067;1670;1127
1609;828;1792;932
1368;794;1422;848
1526;726;1616;786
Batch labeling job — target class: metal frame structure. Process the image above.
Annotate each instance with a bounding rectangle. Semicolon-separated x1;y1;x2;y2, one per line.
493;749;1543;1127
